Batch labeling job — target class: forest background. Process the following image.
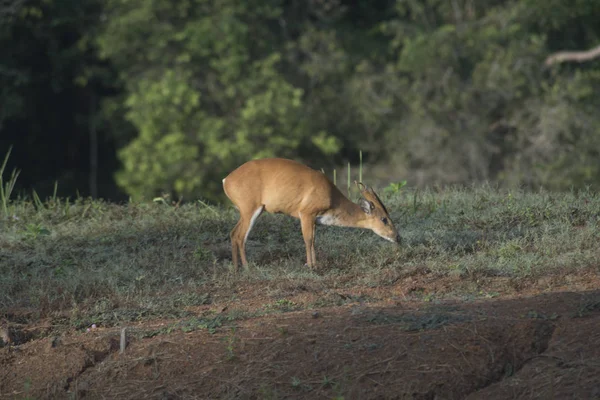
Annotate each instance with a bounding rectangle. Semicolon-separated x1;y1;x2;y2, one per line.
2;0;600;202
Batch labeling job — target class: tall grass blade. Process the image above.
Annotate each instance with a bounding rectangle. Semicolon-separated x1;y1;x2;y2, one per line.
413;188;420;212
0;146;20;216
359;150;363;183
347;162;351;197
52;181;58;202
32;190;44;210
198;199;220;217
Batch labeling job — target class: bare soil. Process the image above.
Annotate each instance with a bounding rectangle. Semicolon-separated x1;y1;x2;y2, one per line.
2;272;600;400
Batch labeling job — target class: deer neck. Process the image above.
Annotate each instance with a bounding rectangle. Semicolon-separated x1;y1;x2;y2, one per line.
317;197;368;228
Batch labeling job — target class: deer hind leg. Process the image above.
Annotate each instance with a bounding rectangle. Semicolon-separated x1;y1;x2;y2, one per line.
229;219;242;269
234;205;264;268
300;213;317;268
311;222;317;266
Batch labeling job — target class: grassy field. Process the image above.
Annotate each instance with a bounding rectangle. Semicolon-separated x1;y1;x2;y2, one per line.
1;185;599;331
1;184;600;399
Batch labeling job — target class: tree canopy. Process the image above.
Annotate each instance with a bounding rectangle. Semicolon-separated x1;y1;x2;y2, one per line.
2;0;600;201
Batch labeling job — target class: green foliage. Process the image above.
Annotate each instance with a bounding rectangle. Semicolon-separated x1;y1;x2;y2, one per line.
262;299;301;313
98;0;340;201
0;0;122;199
384;180;408;195
380;0;600;189
22;223;51;240
3;0;600;201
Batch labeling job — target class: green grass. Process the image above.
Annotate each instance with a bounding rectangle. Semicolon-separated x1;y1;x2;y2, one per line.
0;146;21;217
1;185;599;334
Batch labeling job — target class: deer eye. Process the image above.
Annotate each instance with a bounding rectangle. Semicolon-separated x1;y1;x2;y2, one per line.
380;217;388;225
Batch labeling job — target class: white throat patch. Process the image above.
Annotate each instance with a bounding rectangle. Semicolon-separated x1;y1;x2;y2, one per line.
316;214;339;226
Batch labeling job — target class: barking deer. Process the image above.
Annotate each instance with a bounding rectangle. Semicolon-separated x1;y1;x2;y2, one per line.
223;158;400;269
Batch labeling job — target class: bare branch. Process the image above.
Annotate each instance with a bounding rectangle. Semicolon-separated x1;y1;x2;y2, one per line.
544;44;600;66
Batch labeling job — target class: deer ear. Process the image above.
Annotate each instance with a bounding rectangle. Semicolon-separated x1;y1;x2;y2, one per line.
359;198;374;214
355;181;367;192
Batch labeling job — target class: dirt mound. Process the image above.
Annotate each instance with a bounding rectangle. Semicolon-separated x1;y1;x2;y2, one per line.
1;290;599;399
0;333;119;397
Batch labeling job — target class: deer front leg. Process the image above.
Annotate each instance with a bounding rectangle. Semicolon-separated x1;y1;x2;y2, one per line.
300;214;316;268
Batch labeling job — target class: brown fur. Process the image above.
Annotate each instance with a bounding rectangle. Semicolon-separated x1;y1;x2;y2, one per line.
223;158;399;269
